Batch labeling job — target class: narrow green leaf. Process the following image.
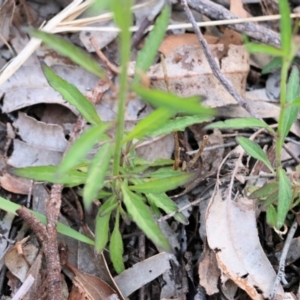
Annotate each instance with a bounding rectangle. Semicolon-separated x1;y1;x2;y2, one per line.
98;196;118;217
110;209;125;274
12;166;86;186
205;118;271;131
95;197;116;253
146;193;188;224
149;168;183;179
279;66;299;145
249;182;278;199
95;212;110;252
278;0;291;55
0;197;94;245
42;64;102;125
123;108;174;143
58;124;111;175
129;171;198;194
266;205;277;228
83;143;112;211
134;5;170;82
29;29;105;78
121;184;171;251
291;98;300;107
277;167;292;229
149;115;213;138
246;43;283;56
263;191;278;208
133;86;214;117
262;57;282;74
237;137;275;173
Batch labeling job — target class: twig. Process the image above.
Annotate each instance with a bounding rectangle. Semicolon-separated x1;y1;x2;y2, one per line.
271;218;298;300
187;0;282;53
158;196;206;222
181;0;261;119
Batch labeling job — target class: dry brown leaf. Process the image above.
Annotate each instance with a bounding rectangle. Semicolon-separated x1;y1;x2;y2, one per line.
230;0;248;18
158;34;219;57
0;172;32;194
198;242;220;295
67;263;119;300
206;191;285;299
148;44;249;108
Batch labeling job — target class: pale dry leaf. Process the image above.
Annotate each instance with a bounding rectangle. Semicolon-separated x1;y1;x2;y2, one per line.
198;243;220;295
80;21;118;52
114;252;176;297
0;0;15;48
13;112;68;152
161;259;183;299
8;139;63;167
206;191;285;299
0;211;15;265
4;241;39;283
148;44;249;107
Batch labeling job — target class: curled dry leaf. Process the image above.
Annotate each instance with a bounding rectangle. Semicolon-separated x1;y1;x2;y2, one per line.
67;263;119;300
206;191;285;299
4;239;39;283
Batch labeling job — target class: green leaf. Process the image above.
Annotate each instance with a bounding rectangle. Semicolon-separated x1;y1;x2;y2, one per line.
246;43;283;57
28;29;105;78
109;209;125;274
95;196;117;253
132;86;214;117
277;167;292;229
291;98;300;107
123;107;174;143
12;166;86;186
149;168;183;179
266;205;277;228
129;171;198;194
263;191;278;208
205;118;272;131
58;124;111;175
83;143;113;211
262;57;282;74
98;196;118;217
146;193;188;224
249;182;278;199
121;184;171;251
237;137;275;173
278;0;291;55
42;64;102;125
134;5;170;82
0;196;94;245
279;66;299;146
149;115;213;138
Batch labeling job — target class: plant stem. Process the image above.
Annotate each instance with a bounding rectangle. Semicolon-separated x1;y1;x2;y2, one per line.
275;57;289;169
112;1;133;178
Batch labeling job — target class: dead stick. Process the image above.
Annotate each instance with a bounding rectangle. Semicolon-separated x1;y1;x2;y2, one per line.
181;0;261;119
271;218;298;300
187;0;285;54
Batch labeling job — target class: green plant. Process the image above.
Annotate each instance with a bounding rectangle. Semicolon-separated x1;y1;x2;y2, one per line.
5;2;214;273
207;0;300;229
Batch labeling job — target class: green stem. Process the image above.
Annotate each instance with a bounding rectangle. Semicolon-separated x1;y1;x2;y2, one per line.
112;1;132;179
275;58;289;169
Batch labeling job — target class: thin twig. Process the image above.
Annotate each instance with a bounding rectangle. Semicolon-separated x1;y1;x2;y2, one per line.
271;218;298;300
158;196;206;222
181;0;261;119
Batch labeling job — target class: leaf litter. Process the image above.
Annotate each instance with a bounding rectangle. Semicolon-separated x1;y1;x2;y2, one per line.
1;0;300;299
